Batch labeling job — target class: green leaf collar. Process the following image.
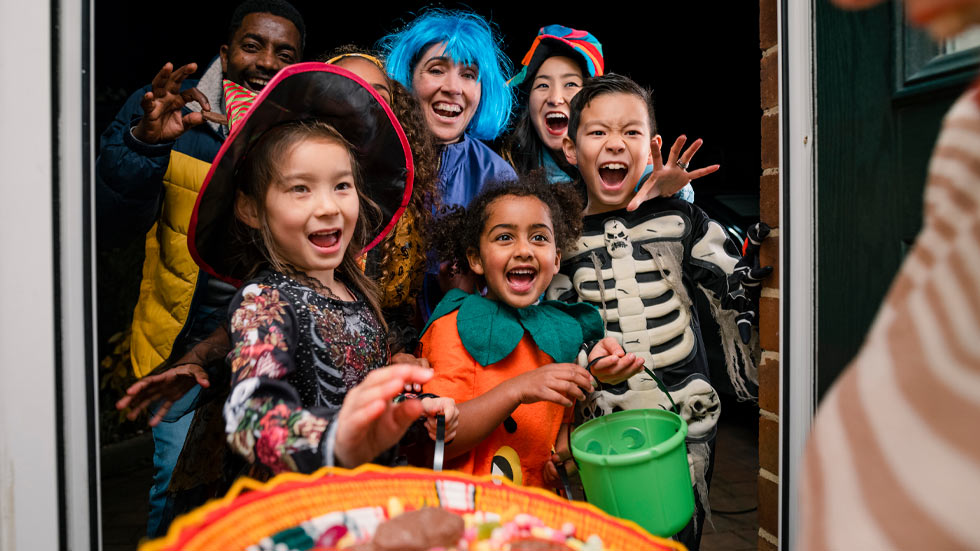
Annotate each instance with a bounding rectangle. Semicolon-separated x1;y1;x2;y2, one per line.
422;289;604;367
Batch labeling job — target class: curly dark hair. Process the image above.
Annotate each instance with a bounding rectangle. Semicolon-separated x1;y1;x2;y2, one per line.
388;79;440;237
317;46;441;294
433;170;583;276
317;44;383;64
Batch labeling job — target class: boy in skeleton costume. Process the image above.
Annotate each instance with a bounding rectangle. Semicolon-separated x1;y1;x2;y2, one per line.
548;73;770;548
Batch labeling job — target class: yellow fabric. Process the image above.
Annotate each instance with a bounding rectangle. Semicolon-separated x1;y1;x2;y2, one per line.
377;207;426;310
130;151;213;377
325;53;384;69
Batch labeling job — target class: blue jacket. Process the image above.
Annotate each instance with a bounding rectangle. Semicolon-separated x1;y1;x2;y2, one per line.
437;135;517;208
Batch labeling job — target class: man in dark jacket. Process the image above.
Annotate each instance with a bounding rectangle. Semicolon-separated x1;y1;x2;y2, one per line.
96;0;304;537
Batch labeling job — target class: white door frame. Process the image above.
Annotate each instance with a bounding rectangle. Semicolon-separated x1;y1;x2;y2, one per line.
781;0;819;548
0;0;99;549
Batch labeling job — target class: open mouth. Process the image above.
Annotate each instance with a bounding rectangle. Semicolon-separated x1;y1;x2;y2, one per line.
309;230;340;249
598;162;629;188
433;102;463;118
544;112;568;135
245;77;271;92
506;267;537;292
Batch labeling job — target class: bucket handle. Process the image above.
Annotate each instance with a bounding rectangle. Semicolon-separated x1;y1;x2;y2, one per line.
433;414;445;471
585;356;679;414
394;392;447;471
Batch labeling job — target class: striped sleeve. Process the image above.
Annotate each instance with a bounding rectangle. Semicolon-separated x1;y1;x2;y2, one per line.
800;87;980;550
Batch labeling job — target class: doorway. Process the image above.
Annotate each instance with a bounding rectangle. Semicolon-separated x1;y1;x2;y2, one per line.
93;2;763;548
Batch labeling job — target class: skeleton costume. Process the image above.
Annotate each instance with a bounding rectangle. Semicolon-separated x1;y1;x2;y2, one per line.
546;197;765;543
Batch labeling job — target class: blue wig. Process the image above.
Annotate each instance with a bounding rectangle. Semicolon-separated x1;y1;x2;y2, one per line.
379;9;514;141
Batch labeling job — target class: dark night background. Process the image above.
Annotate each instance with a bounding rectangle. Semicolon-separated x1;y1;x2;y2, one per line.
95;1;761;197
94;1;762;359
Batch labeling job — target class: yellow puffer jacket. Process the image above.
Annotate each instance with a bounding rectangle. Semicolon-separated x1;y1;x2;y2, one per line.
129;151;213;377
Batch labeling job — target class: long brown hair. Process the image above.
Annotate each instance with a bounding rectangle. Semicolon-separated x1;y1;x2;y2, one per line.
232;120;386;328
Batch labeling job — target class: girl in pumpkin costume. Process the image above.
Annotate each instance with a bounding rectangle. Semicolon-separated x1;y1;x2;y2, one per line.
418;174;643;489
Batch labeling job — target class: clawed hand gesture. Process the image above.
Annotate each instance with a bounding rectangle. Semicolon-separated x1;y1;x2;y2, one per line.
132;62;213;144
628;135;720;211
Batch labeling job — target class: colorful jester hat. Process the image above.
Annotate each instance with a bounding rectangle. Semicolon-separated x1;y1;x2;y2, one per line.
189;62;414;286
508;25;605;93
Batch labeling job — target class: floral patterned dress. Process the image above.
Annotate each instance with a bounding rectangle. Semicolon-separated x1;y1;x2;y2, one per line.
223;271;389;474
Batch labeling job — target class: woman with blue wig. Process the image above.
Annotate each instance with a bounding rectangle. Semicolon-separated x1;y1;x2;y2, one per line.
380;9;517;209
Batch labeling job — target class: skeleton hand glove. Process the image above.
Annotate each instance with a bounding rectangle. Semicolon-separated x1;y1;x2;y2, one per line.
725;222;773;344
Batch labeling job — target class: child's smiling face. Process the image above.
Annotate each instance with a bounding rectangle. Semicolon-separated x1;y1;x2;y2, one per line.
238;138;360;287
563;92;659;215
466;195;561;309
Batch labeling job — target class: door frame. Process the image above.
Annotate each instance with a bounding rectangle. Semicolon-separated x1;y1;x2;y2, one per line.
781;0;818;547
0;0;99;549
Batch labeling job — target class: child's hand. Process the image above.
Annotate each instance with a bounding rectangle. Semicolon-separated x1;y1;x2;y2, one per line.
511;363;594;407
587;337;644;385
132;63;211;145
542;451;565;489
333;364;434;468
420;396;459;442
115;363;210;427
542;444;576;490
628;135;720;212
391;352;430;393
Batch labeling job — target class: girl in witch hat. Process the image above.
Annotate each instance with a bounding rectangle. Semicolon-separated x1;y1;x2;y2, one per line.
189;63;458;474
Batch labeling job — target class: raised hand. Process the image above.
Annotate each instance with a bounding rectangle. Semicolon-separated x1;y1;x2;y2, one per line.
333;364;434;468
115;363;210;427
728;222;773;343
509;363;594;407
587;337;644;386
132;62;213;144
628;135;720;211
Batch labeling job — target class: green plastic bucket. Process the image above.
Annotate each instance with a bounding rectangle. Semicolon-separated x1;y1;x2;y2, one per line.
570;409;695;537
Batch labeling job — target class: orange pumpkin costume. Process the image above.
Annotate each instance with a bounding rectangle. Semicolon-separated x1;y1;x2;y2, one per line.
418;289;603;488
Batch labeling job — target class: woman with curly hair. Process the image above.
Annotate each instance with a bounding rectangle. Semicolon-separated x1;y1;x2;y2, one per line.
323;46;440;351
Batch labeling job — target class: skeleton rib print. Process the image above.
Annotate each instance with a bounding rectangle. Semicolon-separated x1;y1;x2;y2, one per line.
549;211;700;380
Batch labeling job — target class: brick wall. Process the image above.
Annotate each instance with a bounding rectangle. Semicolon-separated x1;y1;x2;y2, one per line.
758;0;780;549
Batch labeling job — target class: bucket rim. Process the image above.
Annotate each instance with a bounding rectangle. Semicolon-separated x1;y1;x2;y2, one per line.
569;409;688;467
